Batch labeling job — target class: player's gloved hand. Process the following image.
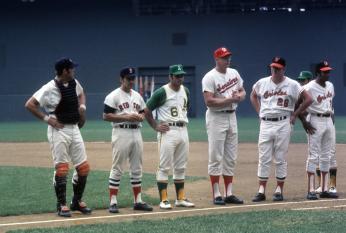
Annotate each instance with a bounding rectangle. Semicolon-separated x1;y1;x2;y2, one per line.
302;121;316;135
48;117;64;129
155;123;169;133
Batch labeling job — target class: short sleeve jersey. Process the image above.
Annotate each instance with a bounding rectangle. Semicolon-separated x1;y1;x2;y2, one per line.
202;67;244;111
104;88;146;127
33;78;83;114
252;76;303;118
304;80;334;114
146;84;189;123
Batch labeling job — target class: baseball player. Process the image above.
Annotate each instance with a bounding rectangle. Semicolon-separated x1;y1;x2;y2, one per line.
144;64;195;209
103;67;153;213
250;57;312;202
202;47;246;205
302;61;338;199
297;71;313;86
25;58;92;217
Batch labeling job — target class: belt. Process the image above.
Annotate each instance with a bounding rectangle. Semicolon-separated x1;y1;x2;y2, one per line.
261;116;287;121
218;110;235;113
116;124;139;129
315;113;331;118
168;122;185;127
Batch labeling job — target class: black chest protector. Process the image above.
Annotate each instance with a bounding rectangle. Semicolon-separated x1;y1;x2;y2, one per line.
54;79;80;124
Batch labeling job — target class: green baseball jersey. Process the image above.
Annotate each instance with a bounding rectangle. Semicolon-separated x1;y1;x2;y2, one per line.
146;84;189;123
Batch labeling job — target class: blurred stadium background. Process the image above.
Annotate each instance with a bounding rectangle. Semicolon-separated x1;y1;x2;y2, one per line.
0;0;345;121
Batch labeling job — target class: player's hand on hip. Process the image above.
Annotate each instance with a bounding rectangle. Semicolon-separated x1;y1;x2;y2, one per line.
48;117;64;129
156;123;169;133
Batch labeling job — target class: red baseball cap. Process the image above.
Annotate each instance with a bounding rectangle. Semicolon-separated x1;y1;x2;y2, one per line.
214;47;232;58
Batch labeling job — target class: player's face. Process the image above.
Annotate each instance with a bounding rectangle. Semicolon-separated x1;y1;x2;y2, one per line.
170;74;184;88
320;70;330;80
270;66;284;77
121;76;135;92
62;68;75;81
216;56;231;69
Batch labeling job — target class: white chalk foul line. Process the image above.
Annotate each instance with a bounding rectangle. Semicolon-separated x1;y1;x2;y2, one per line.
1;198;345;228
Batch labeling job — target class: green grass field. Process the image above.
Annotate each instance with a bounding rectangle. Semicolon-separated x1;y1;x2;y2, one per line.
1;117;346;143
8;210;346;233
0;166;203;216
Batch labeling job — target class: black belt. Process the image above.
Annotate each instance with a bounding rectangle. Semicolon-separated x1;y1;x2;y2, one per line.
315;113;331;117
261;116;287;121
219;110;235;113
117;124;139;129
168;122;185;127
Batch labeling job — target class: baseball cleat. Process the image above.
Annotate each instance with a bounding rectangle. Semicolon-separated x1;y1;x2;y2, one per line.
159;200;172;209
252;193;266;202
133;202;153;211
315;186;322;194
57;205;72;217
213;196;226;205
306;192;318;200
70;201;92;214
329;187;337;194
272;192;284;202
224;195;244;204
175;199;195;207
319;191;338;199
109;203;119;213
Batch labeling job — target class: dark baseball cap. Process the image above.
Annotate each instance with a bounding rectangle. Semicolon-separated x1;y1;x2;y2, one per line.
214;47;232;58
55;58;78;72
120;67;136;78
169;64;186;76
297;71;313;80
316;61;332;73
270;57;286;69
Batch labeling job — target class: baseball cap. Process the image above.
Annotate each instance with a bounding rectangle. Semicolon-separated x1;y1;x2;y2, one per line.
316;61;332;72
120;67;136;79
270;57;286;69
169;64;186;76
297;71;313;80
55;58;78;72
214;47;232;58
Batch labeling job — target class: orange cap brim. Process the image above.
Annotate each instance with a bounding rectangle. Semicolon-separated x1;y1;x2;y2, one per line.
320;67;332;71
270;63;284;69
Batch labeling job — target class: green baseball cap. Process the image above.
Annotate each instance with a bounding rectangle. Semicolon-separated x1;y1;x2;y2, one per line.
169;64;186;76
297;71;313;80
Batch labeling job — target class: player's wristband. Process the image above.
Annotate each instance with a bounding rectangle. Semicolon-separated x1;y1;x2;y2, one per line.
79;104;86;111
43;115;50;123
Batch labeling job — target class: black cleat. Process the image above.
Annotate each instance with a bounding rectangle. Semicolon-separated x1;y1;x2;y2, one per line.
57;204;72;217
133;202;153;211
320;191;338;199
70;201;92;214
213;196;225;205
306;192;318;200
224;195;244;204
272;192;284;201
109;204;119;213
252;193;266;202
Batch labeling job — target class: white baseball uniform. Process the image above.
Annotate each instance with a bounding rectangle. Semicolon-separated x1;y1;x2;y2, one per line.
32;78;87;168
202;67;244;176
146;84;189;181
304;80;335;173
252;76;303;180
104;88;146;184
